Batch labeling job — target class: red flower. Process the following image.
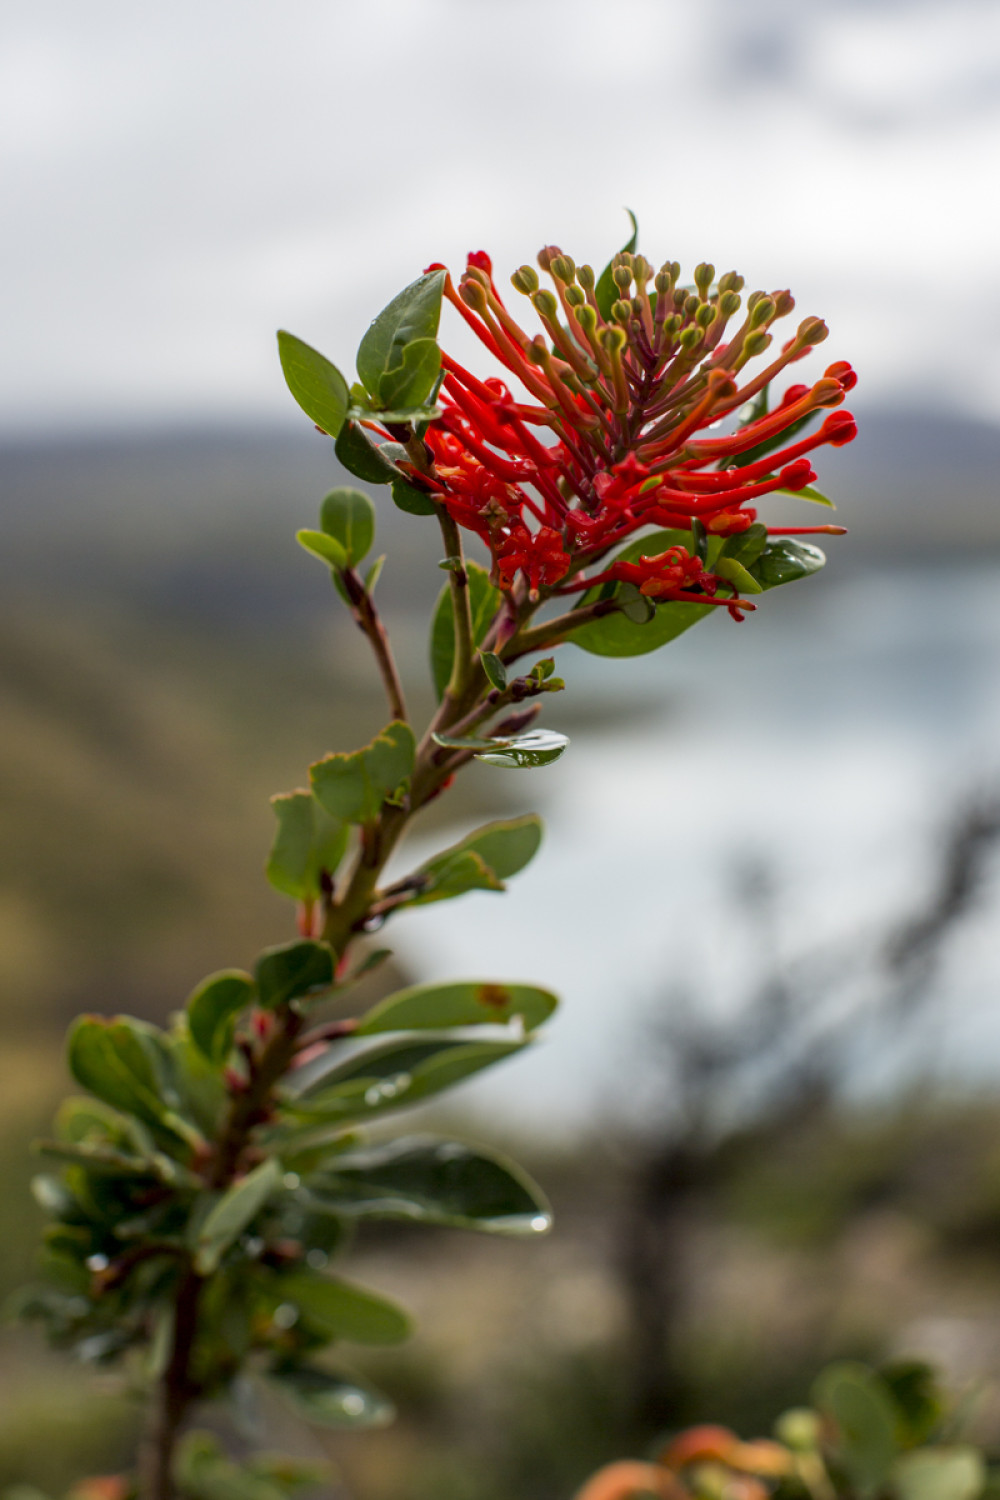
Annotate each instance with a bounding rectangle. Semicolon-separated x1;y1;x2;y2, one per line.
410;245;856;614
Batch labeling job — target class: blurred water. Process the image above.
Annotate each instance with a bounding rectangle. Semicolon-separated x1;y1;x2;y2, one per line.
388;561;1000;1134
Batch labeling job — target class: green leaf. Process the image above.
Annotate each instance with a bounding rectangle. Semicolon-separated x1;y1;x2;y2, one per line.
571;528;723;658
892;1450;986;1500
305;1134;552;1236
296;529;347;570
277;331;350;439
713;555;763;594
407;814;544;904
320;487;376;566
334;421;403;484
595;209;639;321
433;728;569;769
781;483;835;508
719;521;769;569
365;554;386;593
356;270;446;402
377;337;441;411
430;562;501;700
391;475;436;516
193;1157;283;1274
255;940;335;1010
310;720;415;825
286;1037;528;1124
357;976;557;1035
881;1361;945;1449
480;651;507;691
266;791;349;904
273;1268;412;1345
752;538;826;588
67;1016;201;1148
814;1362;900;1496
270;1364;394;1428
187;969;255;1064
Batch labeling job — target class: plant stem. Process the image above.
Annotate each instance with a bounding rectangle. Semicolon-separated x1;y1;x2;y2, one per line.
436;507;475;701
342;568;408;723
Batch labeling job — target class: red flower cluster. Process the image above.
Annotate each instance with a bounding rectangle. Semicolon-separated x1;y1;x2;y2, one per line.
414;245;857;617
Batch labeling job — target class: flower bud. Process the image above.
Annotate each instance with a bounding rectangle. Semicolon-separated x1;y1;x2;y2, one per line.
695;302;716;330
821;411;858;445
575;303;598;335
694;262;715;297
511;265;539;295
663;313;682;338
811;376;844;406
824;359;856;389
536;245;560;272
611;298;633;324
564;284;585;307
719;290;742;318
599;325;627;354
577;263;596;292
797;316;828;347
654;269;673;296
743;329;772;358
632;254;651;284
613;264;633;291
550;254;576;283
772;289;796;318
718;271;744;295
679;326;702;351
531;289;559;320
460;278;489;313
527;335;549;366
748;296;775;330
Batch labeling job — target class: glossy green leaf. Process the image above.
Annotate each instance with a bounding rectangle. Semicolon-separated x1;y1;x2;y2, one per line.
407;814;544;903
356;270;446;402
334;421;402;484
266;791;349;904
480;651;507;691
357;976;557;1035
270;1364;394;1428
595;209;639;320
255;940;335;1010
274;1268;412;1344
571;528;723;658
430;562;501;699
377;336;441;410
319;487;376;566
193;1157;283;1275
185;966;254;1062
286;1036;527;1124
310;720;415;825
780;483;835;508
719;521;769;569
713;555;763;594
473;728;568;769
277;332;350;439
814;1362;899;1495
391;475;436;516
752;538;826;588
67;1016;201;1148
892;1449;986;1500
295;529;347;570
305;1134;552;1236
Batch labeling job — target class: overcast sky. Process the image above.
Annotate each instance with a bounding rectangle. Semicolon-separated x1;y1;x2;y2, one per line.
3;0;999;436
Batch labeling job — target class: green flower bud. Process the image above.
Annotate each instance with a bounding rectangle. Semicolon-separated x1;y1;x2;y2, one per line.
663;313;682;338
718;270;744;295
654;270;673;296
744;328;772;358
694;262;715;296
684;292;700;317
611;298;633;324
531;289;559;320
511;265;539;295
719;289;742;319
564;284;585;307
527;335;550;365
599;325;627;354
632;254;651;284
748;296;776;330
550;254;576;283
613;265;633;291
577;264;596;292
797;316;829;346
679;325;702;351
775;1409;822;1452
460;278;489;313
696;302;716;330
575;303;598;334
773;289;796;317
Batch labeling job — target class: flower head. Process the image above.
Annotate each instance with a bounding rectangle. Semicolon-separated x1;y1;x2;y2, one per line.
412;244;856;617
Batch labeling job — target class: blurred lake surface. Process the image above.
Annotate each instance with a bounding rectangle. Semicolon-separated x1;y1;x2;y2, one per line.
391;560;1000;1134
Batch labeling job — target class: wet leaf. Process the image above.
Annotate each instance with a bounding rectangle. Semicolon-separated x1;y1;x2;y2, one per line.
480;650;507;691
377;336;441;410
255;940;335;1010
273;1268;412;1345
356;976;557;1035
781;483;835;508
431;728;568;769
194;1158;283;1275
356;269;446;402
277;331;350;439
270;1364;394;1428
752;538;826;588
391;475;436;515
334;420;401;484
407;813;543;903
304;1134;552;1236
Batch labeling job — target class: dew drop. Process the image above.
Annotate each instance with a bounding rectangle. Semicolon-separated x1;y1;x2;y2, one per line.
306;1248;328;1270
86;1253;110;1272
272;1302;299;1330
364;1086;382;1106
342;1393;366;1416
283;1171;301;1191
530;1215;550;1232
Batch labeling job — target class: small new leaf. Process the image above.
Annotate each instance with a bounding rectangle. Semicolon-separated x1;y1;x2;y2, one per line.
194;1157;283;1275
480;651;507;691
255;940;335;1010
311;721;416;825
320;488;376;566
187;970;256;1064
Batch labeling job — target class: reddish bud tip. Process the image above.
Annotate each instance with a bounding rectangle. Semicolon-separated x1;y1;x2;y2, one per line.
467;250;493;275
423;262;447;274
825;359;857;390
821;410;858;446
